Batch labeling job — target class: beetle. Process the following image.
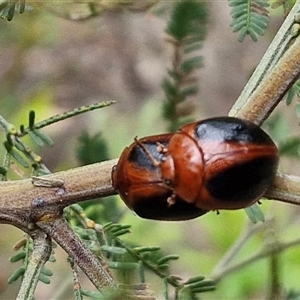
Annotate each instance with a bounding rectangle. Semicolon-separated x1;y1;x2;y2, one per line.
112;133;208;220
112;117;279;220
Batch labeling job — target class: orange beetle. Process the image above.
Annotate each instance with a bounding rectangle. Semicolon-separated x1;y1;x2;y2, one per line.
112;133;208;220
112;117;279;220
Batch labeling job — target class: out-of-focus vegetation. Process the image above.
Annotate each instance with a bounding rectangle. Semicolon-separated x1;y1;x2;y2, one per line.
1;1;300;299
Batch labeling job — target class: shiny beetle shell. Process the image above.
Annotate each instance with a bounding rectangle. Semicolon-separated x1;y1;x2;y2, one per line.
112;133;208;220
159;117;279;210
112;117;279;220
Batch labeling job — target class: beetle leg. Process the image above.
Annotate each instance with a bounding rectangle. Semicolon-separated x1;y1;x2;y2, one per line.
167;194;177;206
156;142;168;154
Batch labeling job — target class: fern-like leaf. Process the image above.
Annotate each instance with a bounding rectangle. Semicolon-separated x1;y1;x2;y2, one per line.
229;0;270;42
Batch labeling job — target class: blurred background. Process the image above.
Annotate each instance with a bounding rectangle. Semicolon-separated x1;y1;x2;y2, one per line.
1;2;300;299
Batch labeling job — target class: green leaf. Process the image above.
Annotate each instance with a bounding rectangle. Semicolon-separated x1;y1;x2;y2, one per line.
101;245;127;255
255;0;269;7
28;130;44;147
251;12;268;26
166;1;208;41
133;246;160;253
232;19;247;32
184;42;203;54
162;78;177;98
285;78;300;105
180;86;199;99
32;129;54;147
296;103;300;119
279;138;300;157
229;0;270;42
19;0;25;14
248;27;259;42
190;285;216;293
230;5;248;18
250;21;266;35
157;263;170;270
81;289;103;299
7;267;25;283
76;131;108;164
9;251;26;262
108;262;139;270
185;276;206;284
0;1;15;21
237;27;248;42
157;255;179;265
41;266;53;277
181;56;203;73
188;279;216;290
0;166;7;176
48;255;56;263
29;110;35;128
110;228;131;237
14;140;26;152
10;149;29;168
244;203;265;223
38;272;51;284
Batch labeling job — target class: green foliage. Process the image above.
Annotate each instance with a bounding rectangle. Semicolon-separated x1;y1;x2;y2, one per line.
265;114;300;158
76;131;109;165
8;237;55;285
68;213;215;298
166;1;208;41
162;0;208;131
244;203;265;223
285;289;300;299
229;0;270;42
178;276;216;299
284;78;300;129
25;101;115;132
0;0;25;21
285;79;300;106
0;102;114;178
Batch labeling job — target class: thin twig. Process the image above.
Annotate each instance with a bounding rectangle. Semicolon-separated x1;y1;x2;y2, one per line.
230;0;300;110
265;173;300;205
230;34;300;124
210;235;300;283
229;0;300;124
23;101;115;133
68;257;83;300
36;217;116;290
16;230;52;300
210;220;273;279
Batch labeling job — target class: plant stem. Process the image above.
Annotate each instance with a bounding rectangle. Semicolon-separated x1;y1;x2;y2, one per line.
23;101;115;133
229;0;300;125
0;159;117;223
210;235;300;283
210;220;272;278
16;230;52;300
231;0;300;106
230;34;300;124
0;161;299;225
265;172;300;205
36;217;115;290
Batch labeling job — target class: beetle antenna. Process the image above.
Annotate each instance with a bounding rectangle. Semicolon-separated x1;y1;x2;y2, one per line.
134;137;160;167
